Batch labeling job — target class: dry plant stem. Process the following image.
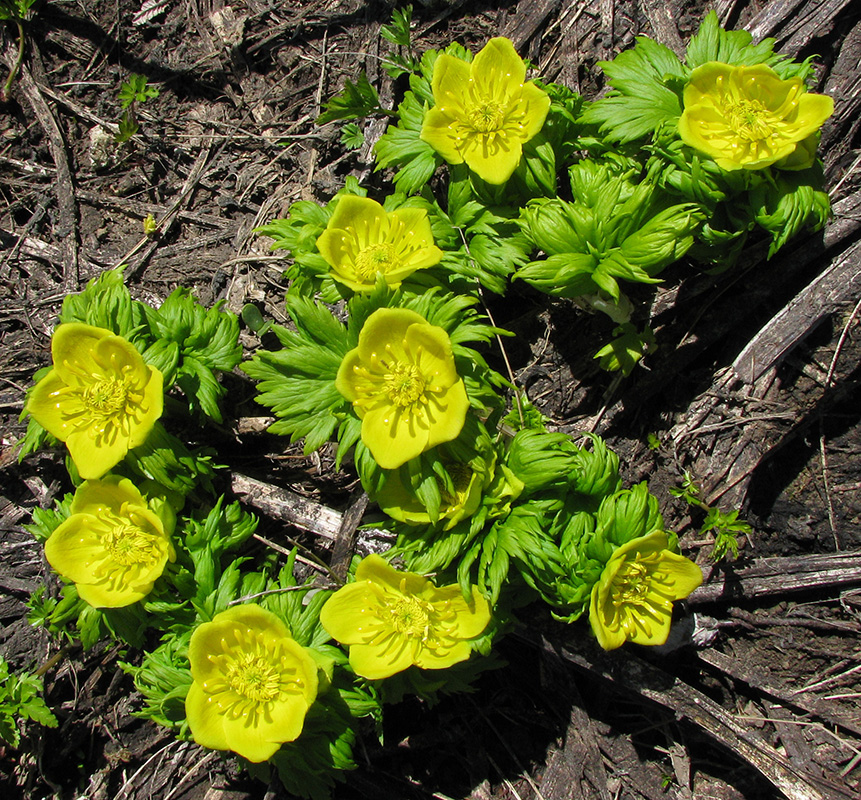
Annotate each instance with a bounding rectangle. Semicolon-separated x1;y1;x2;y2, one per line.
819;294;861;549
732;236;861;384
535;633;857;800
697;648;861;739
11;57;80;290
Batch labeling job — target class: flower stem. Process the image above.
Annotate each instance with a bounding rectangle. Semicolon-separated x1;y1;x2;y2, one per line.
1;19;26;103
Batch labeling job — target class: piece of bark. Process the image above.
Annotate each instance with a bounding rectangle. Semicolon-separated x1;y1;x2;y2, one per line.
535;633;856;800
746;0;853;52
5;55;79;290
501;0;561;49
732;237;861;384
230;472;342;541
689;551;861;605
640;0;686;56
329;491;368;581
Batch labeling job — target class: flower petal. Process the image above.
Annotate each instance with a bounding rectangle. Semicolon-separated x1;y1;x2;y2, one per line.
348;639;416;680
471;38;527;98
25;369;79;441
319;581;385;645
458;134;523;184
413;640;472;671
430;54;472;118
66;427;131;480
185;683;231;751
357;308;427;363
431;586;491;640
423;379;469;450
361;404;429;468
220;696;307;762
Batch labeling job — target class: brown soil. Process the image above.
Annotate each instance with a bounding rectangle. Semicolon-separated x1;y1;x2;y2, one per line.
2;2;860;799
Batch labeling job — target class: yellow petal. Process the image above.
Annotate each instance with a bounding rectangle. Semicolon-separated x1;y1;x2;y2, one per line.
220;699;302;762
128;367;164;448
326;195;389;249
430;54;472;117
25;369;79;440
514;82;552;140
358;308;427;362
71;476;144;515
76;580;148;608
319;581;384;645
348;639;416;680
431;586;491;640
423;379;469;450
66;427;130;480
356;552;430;596
185;683;230;752
420;106;466;165
459;134;523;184
361;404;429;468
413;640;472;671
50;323;115;385
471;38;527;98
44;515;110;584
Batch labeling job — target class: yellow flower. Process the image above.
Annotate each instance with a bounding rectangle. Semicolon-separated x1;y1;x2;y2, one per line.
44;476;175;608
335;308;469;469
319;554;491;680
590;531;702;650
185;604;319;763
375;457;492;529
421;37;551;184
678;62;833;171
26;323;163;479
316;195;443;292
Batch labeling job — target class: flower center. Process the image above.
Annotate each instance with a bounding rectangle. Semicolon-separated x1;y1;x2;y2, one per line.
83;378;129;416
724;99;772;141
389;595;431;638
383;362;425;407
468;101;506;133
354;243;399;280
611;560;652;606
101;513;162;566
223;651;282;703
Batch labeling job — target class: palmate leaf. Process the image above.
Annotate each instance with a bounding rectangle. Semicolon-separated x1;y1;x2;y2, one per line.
317;71;383;124
684;9;813;80
374;89;440;194
242;294;352;456
581;36;685;143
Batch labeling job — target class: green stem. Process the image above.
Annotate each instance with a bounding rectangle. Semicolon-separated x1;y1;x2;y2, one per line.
1;19;25;103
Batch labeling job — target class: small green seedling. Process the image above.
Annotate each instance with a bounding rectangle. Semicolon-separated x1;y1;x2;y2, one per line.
671;471;752;560
116;74;160;143
0;655;57;747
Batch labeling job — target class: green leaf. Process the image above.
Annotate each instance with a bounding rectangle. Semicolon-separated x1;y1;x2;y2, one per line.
381;5;412;48
59;265;145;338
317;72;382;124
118;74;159;109
339;122;364;150
685;10;790;73
374;90;441;194
580;37;685;142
